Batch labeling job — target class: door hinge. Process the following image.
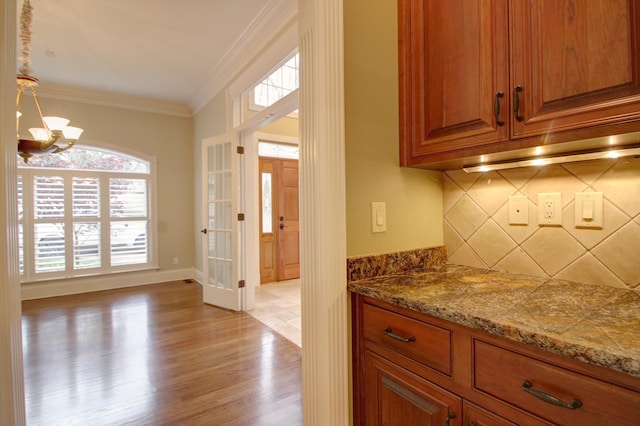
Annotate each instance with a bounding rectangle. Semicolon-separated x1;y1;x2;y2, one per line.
237;213;245;221
237;146;244;154
238;280;246;288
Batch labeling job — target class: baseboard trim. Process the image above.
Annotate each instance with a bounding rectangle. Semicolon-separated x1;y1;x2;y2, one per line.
21;268;195;300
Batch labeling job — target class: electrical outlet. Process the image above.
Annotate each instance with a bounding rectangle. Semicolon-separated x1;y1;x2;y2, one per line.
537;192;562;226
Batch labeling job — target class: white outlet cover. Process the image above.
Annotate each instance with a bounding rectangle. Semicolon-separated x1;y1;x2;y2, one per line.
575;192;603;229
537;192;562;226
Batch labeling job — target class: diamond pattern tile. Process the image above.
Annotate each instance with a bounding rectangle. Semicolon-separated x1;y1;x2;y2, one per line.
498;167;540;190
443;221;463;254
556;254;626;289
444;195;487;240
466;171;517;216
594;158;640;218
592;222;640;288
493;196;537;244
564;199;629;249
563;159;615;185
448;244;486;268
443;158;640;289
445;169;480;191
494;247;545;277
522;165;587;208
521;227;585;276
467;219;516;267
443;174;463;214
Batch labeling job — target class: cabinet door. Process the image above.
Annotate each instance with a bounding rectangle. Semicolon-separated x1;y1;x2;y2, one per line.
399;0;510;166
510;0;640;138
365;351;461;426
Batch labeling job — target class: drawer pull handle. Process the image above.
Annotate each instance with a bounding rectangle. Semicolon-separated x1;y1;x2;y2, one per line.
521;380;583;410
383;327;415;343
444;411;456;426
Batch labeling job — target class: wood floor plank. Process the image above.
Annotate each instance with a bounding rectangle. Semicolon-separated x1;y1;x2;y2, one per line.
22;281;302;425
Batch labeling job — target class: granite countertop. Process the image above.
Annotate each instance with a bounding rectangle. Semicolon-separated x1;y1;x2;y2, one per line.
347;264;640;377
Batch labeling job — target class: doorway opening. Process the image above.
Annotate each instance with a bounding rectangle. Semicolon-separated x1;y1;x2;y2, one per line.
258;143;299;284
249;133;301;347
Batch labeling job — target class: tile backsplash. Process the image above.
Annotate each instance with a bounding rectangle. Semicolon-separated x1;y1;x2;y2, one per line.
444;157;640;290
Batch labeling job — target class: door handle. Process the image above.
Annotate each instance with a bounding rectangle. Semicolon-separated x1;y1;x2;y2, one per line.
200;228;207;234
279;223;284;230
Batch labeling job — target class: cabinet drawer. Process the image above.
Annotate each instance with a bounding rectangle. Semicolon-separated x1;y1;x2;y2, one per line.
363;303;452;376
473;340;640;426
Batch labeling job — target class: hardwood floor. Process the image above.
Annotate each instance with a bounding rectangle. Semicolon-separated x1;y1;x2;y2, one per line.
21;281;302;425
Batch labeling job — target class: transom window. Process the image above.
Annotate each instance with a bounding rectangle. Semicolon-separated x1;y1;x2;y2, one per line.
250;53;299;110
17;146;157;282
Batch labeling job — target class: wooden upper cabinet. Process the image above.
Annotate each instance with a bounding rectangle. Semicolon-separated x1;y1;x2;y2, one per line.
399;0;510;165
400;0;640;168
511;0;640;138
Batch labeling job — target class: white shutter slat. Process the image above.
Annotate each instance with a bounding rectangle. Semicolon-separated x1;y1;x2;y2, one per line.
34;176;64;219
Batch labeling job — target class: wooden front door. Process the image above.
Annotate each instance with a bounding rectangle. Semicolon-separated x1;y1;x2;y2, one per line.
259;157;300;283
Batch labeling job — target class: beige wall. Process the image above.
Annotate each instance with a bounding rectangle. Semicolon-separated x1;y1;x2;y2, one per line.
344;0;443;257
19;98;194;272
444;158;640;289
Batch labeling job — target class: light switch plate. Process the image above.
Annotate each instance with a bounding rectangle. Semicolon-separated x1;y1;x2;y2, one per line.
537;192;562;226
370;202;386;233
575;192;603;229
508;195;528;225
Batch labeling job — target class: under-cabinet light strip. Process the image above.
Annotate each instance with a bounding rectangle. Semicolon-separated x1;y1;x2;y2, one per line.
463;146;640;173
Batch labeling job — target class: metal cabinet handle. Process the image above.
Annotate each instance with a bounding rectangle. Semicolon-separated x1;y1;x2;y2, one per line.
513;85;524;122
445;411;456;426
383;327;415;343
200;228;207;234
521;380;583;410
494;91;505;126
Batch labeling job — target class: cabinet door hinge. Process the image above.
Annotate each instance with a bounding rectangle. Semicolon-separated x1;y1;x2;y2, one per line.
237;146;244;154
237;213;245;221
238;280;246;288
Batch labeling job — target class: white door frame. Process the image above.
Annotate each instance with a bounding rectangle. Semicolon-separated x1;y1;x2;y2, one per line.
229;91;300;311
0;0;26;423
298;0;349;423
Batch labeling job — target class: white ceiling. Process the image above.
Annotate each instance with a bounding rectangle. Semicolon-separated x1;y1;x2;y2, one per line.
18;0;295;115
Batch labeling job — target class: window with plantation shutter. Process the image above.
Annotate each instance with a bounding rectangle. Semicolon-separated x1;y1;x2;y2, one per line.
17;146;157;282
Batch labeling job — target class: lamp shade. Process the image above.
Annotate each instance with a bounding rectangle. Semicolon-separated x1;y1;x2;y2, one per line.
43;116;70;131
63;126;84;140
28;127;51;141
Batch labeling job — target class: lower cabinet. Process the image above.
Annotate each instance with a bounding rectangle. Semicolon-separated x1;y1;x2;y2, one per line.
352;294;640;426
365;351;461;425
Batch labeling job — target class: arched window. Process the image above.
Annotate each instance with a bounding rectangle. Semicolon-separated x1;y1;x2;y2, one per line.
17;146;157;282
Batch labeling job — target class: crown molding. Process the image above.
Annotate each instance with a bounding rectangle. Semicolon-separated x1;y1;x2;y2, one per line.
189;0;298;113
35;83;193;118
26;0;298;119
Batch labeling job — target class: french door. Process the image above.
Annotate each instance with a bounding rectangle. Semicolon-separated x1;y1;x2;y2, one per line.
201;133;244;311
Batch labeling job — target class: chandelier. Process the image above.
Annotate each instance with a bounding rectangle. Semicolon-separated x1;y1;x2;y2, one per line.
16;0;83;162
